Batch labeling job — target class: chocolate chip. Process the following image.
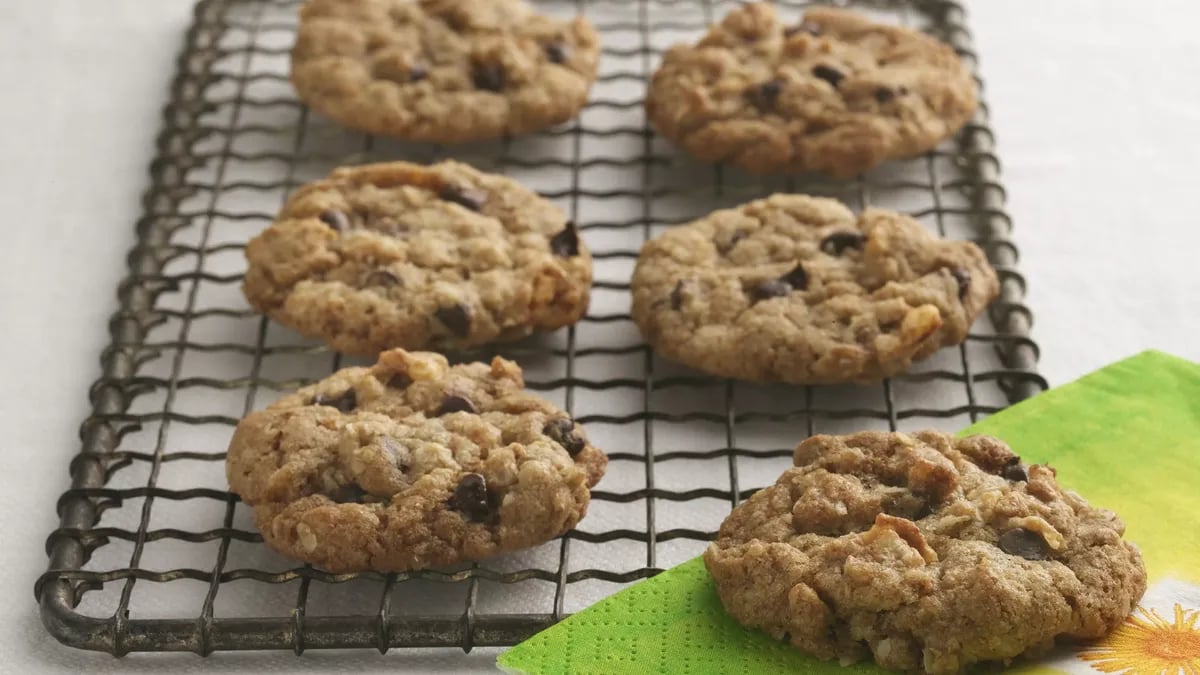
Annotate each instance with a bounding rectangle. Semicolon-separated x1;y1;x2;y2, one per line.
545;42;569;64
436;394;477;416
365;269;402;287
472;62;505;91
549;223;580;257
544;417;586;456
312;388;356;413
882;493;931;521
409;64;428;82
1001;458;1028;482
780;263;809;290
750;264;808;302
997;528;1050;561
950;268;970;299
448;473;491;522
435;303;472;337
329;483;367;504
746;78;783;111
784;20;822;37
812;65;844;88
386;372;413;389
874;87;895;103
439;184;488;212
820;231;866;256
669;280;685;310
318;209;350;232
751;279;792;302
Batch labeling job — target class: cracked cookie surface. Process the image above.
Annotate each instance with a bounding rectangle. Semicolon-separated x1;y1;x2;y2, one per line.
243;160;591;355
630;194;997;384
226;349;607;573
646;3;977;176
705;431;1146;674
291;0;600;142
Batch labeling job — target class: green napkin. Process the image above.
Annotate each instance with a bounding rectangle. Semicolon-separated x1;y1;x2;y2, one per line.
499;350;1200;675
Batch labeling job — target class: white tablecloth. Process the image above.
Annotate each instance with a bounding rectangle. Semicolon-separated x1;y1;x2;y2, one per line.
3;0;1197;672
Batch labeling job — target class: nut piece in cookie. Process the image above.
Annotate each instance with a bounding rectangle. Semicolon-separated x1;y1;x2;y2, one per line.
631;194;998;384
291;0;601;142
243;160;592;355
704;431;1147;674
225;348;607;572
645;3;978;176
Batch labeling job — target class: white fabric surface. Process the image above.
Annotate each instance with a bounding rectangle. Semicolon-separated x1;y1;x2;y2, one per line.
2;0;1197;672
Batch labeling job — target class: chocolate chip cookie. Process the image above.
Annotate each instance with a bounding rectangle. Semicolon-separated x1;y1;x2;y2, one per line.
243;160;591;355
291;0;600;142
705;431;1146;674
630;195;997;384
646;3;978;177
227;349;607;573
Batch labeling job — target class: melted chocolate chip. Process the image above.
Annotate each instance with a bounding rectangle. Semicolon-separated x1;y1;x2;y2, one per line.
669;280;685;310
312;388;356;412
436;394;477;416
409;64;428;82
318;209;350;232
386;372;413;389
545;42;569;64
472;62;505;91
1001;458;1029;482
780;263;809;290
365;269;402;287
448;473;491;521
746;78;783;111
550;223;580;257
544;417;586;456
435;304;472;337
439;184;488;212
882;493;932;521
950;268;971;299
997;528;1050;561
812;65;844;88
750;264;808;302
329;483;367;504
820;231;866;256
751;279;792;302
874;87;895;103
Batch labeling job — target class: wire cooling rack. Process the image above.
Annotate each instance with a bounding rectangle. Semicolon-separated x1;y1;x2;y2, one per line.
38;0;1045;657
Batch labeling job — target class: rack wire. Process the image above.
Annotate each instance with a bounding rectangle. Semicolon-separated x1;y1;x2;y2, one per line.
37;0;1045;657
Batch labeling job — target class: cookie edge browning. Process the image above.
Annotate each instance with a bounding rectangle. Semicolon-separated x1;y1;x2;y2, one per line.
225;349;607;572
241;160;593;356
645;3;979;177
703;431;1147;672
630;195;999;385
290;1;601;143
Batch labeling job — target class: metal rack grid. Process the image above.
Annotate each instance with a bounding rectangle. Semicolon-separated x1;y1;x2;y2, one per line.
37;0;1046;657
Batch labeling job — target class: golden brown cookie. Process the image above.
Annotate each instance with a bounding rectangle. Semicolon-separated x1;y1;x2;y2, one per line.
705;431;1146;674
243;160;591;355
226;349;607;573
291;0;600;141
631;195;997;384
646;3;977;176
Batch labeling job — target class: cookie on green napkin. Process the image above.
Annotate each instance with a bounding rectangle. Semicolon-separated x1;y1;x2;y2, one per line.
498;350;1200;675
